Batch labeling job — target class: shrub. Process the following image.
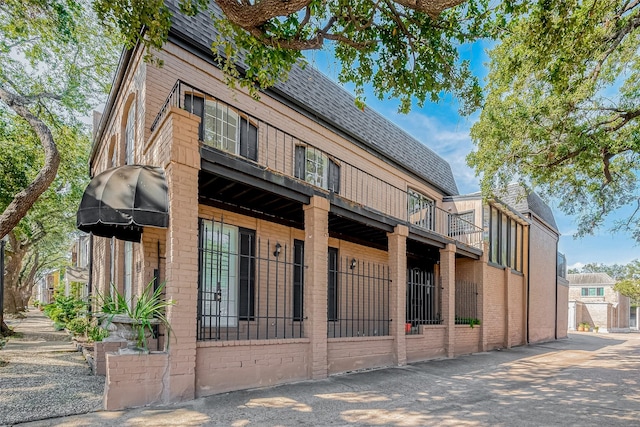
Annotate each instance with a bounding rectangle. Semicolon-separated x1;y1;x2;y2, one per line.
43;294;87;328
66;317;90;336
87;324;109;342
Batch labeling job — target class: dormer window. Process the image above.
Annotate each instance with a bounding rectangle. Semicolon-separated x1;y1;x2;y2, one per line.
294;145;340;193
185;94;257;161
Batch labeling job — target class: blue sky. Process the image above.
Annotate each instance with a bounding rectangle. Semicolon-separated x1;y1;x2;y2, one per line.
304;44;639;269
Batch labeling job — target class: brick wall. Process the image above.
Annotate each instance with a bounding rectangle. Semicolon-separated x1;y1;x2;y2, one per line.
103;352;169;410
454;325;481;355
93;341;127;376
327;337;394;374
483;265;507;349
195;340;309;396
406;327;446;363
508;272;526;346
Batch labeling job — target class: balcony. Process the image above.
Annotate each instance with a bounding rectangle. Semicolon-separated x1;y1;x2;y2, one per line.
151;80;483;251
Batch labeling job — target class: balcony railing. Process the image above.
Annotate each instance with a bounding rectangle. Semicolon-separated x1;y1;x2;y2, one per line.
152;80;483;249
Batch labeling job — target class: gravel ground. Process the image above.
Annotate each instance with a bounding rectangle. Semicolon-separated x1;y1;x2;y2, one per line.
0;312;104;426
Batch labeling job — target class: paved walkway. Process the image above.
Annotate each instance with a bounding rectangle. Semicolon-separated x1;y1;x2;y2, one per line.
9;329;640;427
0;309;104;426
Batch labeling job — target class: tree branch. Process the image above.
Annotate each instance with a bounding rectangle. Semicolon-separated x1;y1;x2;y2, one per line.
0;86;60;239
392;0;467;18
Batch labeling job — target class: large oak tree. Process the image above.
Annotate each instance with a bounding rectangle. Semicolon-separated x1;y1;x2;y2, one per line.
469;0;640;241
0;0;118;332
94;0;502;113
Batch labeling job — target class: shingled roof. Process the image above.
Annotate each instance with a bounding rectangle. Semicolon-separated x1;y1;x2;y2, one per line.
165;0;459;196
498;184;558;231
567;273;615;286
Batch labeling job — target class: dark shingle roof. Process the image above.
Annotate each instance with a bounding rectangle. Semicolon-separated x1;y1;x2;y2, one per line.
567;273;615;286
165;1;459;196
499;184;558;231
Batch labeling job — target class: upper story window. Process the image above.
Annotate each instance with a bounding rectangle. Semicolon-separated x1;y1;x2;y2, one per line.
294;146;340;193
557;252;567;278
124;104;135;165
185;94;257;161
581;287;604;297
408;189;435;231
489;206;523;272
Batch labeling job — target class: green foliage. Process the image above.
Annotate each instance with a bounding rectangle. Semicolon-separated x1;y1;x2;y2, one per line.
94;283;128;314
469;1;640;241
99;280;174;350
87;324;109;343
91;0;518;113
66;316;90;335
455;316;481;328
1;0;119;299
43;293;86;327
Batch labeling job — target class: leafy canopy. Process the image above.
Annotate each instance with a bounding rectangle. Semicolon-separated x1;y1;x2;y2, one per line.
469;0;640;241
93;0;519;113
0;0;120;238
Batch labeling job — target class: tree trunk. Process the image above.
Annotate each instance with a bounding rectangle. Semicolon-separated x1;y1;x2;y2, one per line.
1;321;14;337
3;232;31;314
0;86;60;239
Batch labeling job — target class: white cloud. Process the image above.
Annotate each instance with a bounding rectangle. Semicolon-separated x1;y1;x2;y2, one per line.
383;109;480;195
568;262;584;270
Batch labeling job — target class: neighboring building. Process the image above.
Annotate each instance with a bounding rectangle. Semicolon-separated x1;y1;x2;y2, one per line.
77;1;567;410
568;273;630;332
32;235;91;304
32;271;58;305
65;234;91;299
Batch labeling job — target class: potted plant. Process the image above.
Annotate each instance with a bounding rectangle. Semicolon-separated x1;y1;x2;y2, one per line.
98;280;174;352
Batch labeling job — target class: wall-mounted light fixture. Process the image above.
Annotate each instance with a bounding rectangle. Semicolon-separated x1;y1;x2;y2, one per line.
273;242;282;257
350;258;357;270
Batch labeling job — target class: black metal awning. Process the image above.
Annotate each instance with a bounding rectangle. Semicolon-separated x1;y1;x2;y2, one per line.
77;165;169;242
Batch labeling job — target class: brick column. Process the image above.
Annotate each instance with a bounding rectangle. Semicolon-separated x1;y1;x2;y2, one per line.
161;110;201;401
504;267;512;349
479;242;489;352
440;243;456;357
388;225;408;366
303;196;330;379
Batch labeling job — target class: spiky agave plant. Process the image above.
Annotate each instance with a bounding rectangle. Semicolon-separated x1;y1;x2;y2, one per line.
128;280;174;351
95;280;174;351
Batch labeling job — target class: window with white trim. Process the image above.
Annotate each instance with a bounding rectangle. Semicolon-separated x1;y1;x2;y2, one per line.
124;104;135;165
124;241;133;309
184;94;258;161
581;287;604;297
294;146;340;193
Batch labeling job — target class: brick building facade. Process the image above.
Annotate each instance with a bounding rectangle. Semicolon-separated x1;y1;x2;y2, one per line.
78;1;568;410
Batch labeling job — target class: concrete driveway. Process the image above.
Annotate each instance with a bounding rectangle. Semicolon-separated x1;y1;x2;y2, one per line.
17;332;640;427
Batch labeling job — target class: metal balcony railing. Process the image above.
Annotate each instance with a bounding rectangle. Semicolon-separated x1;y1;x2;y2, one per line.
151;80;484;249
